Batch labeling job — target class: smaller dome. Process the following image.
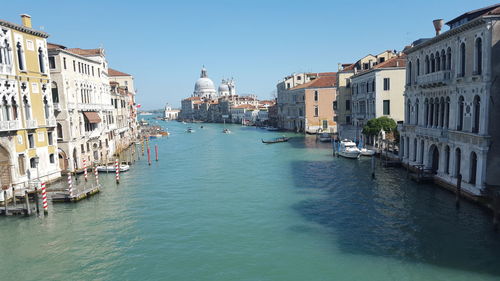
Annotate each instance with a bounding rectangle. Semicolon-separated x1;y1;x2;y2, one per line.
218;83;229;92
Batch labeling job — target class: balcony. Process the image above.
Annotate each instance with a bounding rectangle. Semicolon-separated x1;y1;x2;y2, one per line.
26;119;38;129
0;120;21;132
45;118;56;127
416;70;451;88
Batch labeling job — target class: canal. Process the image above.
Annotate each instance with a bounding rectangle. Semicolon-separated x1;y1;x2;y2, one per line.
1;119;500;281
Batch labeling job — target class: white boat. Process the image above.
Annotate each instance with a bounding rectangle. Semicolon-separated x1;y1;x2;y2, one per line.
318;132;332;142
338;139;361;159
186;127;195;133
360;148;376;156
96;164;130;172
222;128;231;134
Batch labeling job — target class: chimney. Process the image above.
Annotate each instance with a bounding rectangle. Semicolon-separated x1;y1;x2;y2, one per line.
20;14;32;28
433;19;444;36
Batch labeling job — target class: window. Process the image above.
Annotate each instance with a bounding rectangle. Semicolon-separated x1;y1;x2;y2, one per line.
363;63;369;69
383;78;390;90
48;56;56;69
346;116;351;123
78;62;81;73
57;123;63;140
345;100;351;111
43;96;50;119
30;158;36;168
92;66;94;76
379;57;385;63
383;100;390;115
297;76;301;81
63;57;67;69
16;42;25;71
23;95;30;121
18;154;25;175
51;82;59;103
73;60;76;71
314;91;318;102
287;83;290;89
475;38;482;75
48;131;53;145
81;144;85;153
49;153;55;164
314;106;318;117
459;42;466;77
457;96;464;131
38;48;46;73
322;120;328;129
333;101;337;110
28;133;34;148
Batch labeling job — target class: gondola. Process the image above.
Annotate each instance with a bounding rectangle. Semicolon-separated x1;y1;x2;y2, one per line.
261;137;290;144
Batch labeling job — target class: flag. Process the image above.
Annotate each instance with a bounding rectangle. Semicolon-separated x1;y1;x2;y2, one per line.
136;104;142;108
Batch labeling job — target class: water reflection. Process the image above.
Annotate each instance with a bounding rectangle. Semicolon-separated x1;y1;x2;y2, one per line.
290;157;500;276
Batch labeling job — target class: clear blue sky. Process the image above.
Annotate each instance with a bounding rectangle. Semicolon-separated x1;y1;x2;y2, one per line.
3;0;498;109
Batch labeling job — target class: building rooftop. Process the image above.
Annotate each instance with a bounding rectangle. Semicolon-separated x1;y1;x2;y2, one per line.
108;68;132;77
66;48;104;56
446;3;500;27
0;18;49;38
291;74;337;90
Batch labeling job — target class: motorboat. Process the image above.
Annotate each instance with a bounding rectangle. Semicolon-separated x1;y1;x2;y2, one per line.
338;139;361;159
318;132;332;142
186;127;195;133
360;148;376;156
222;128;231;134
262;136;290;144
266;127;279;131
96;164;130;172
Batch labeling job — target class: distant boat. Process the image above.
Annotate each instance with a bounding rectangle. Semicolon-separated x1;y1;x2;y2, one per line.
338;139;361;159
266;127;279;131
222;128;231;134
186;127;195;133
318;132;332;142
262;136;290;144
139;112;153;116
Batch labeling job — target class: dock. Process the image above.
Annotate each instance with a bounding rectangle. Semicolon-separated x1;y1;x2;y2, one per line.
1;190;36;216
51;185;101;203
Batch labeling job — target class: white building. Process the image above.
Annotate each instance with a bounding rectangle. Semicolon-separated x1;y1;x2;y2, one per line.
351;55;407;128
48;44;113;171
400;4;500;196
164;104;179;120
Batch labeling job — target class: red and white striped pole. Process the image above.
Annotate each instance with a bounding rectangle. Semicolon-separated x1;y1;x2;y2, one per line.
83;159;88;182
115;159;120;184
155;144;158;162
147;146;151;165
67;173;73;197
94;164;99;187
41;182;48;214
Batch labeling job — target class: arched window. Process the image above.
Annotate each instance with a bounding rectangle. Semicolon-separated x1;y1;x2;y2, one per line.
38;47;45;74
407;61;412;85
406;137;410;158
413;138;417;162
435;52;441;71
430;53;435;72
401;138;405;158
16;42;24;71
455;148;461;177
424;98;429;126
372;80;375;91
444;146;450;174
473;95;480;133
440;97;445;128
416;58;420;76
406;100;411;124
429;98;434;127
470;151;477;185
445;97;450;129
51;82;59;103
425;55;430;74
457;96;464;131
441;50;446;71
460;42;466;76
415;99;419;125
23;95;30;121
420;139;424;164
475;38;482;75
2;96;9;121
57;123;63;140
43;96;50;119
11;97;17;120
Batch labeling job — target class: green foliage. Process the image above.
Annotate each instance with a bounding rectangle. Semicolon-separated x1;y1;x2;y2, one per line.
362;116;397;136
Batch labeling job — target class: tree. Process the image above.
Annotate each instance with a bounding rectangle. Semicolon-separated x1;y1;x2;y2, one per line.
362;116;397;137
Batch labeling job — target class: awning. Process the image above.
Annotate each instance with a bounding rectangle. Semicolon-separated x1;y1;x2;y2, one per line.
83;111;101;124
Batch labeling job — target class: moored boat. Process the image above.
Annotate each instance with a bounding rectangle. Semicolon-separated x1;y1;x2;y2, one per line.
266;127;279;131
318;132;332;142
360;148;376;156
96;164;130;172
338;139;361;159
222;128;231;134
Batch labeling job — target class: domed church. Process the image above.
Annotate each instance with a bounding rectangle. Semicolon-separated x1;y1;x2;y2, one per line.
193;67;217;99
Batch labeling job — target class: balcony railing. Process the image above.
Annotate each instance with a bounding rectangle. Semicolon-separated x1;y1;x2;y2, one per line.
45;118;56;127
0;120;21;132
26;119;38;129
416;70;451;87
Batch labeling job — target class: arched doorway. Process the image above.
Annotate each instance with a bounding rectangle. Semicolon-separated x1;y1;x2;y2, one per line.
429;145;439;174
58;148;68;172
72;148;78;171
470;152;477;185
0;146;12;189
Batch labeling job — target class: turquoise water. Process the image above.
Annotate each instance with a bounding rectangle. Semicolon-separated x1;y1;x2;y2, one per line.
1;119;500;281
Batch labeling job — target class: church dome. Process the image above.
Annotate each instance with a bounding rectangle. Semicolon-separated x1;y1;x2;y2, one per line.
218;83;229;92
195;77;216;92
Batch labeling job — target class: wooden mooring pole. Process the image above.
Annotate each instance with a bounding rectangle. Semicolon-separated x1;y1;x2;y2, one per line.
456;174;462;209
371;155;375;179
34;186;40;215
3;190;7;214
155;144;159;162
